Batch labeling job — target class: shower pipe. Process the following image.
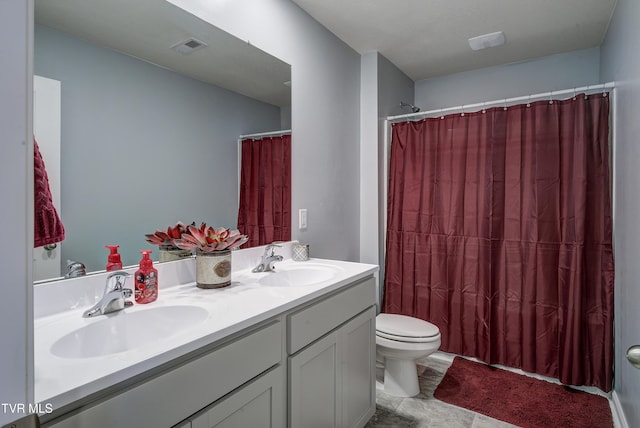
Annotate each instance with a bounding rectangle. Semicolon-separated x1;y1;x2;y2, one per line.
236;129;292;197
378;82;617;307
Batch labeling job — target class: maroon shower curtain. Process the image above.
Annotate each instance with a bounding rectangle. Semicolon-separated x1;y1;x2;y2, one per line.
383;94;614;391
237;134;291;247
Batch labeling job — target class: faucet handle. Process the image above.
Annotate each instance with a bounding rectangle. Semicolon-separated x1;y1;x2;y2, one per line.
105;271;132;293
264;244;282;256
123;288;134;308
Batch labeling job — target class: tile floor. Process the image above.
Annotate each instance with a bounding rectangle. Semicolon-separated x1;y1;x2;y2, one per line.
364;354;520;428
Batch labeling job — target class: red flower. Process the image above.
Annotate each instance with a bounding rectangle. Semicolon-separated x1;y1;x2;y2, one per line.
145;221;193;249
173;223;248;253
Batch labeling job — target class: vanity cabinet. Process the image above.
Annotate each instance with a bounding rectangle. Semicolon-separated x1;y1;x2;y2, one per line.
42;273;376;428
288;277;377;428
289;307;376;428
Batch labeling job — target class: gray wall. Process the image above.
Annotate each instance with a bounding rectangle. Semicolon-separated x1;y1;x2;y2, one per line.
0;1;32;422
35;25;282;272
360;52;414;308
360;52;414;263
377;54;414;280
415;47;601;111
168;0;362;262
376;53;415;247
601;0;640;424
360;52;378;265
360;53;414;268
378;55;415;119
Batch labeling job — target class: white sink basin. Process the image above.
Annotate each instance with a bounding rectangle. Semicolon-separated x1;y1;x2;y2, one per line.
257;263;342;287
50;305;209;359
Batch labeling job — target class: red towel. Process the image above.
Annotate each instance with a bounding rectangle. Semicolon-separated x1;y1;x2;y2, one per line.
34;138;65;247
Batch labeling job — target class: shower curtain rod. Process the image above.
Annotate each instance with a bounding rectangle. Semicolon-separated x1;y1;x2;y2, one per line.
239;129;291;139
386;82;616;122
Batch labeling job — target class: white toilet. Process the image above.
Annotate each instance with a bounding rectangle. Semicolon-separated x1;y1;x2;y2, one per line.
376;313;441;397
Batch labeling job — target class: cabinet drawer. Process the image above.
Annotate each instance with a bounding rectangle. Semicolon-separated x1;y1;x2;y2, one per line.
288;276;375;354
46;320;282;428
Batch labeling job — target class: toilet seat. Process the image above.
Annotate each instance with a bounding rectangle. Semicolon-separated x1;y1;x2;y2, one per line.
376;313;440;343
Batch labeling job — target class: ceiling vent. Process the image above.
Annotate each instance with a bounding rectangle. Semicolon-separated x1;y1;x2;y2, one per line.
171;37;207;54
468;31;506;51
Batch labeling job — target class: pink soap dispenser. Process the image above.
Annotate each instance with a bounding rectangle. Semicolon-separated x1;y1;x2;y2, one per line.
105;245;123;271
134;250;158;304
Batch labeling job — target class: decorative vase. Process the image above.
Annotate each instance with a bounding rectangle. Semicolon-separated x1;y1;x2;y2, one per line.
195;249;232;289
158;247;193;262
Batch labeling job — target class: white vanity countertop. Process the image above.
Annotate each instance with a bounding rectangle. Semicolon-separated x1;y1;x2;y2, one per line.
34;257;378;411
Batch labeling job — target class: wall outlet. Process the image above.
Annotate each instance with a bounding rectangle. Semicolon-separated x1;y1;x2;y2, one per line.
299;209;308;230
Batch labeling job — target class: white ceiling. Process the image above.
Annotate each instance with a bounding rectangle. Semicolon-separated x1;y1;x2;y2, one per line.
35;0;291;107
35;0;618;101
292;0;617;81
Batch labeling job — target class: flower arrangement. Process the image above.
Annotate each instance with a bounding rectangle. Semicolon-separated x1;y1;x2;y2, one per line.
173;223;248;253
145;221;193;250
146;222;248;253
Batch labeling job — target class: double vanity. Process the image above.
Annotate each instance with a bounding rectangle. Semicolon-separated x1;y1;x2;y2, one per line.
34;242;378;427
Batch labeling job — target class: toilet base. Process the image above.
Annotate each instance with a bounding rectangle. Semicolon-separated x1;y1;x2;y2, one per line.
383;357;420;397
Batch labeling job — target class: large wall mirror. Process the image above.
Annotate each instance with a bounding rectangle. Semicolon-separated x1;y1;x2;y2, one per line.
33;0;291;282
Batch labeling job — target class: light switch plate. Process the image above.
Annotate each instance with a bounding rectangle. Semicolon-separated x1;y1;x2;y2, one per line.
299;209;308;230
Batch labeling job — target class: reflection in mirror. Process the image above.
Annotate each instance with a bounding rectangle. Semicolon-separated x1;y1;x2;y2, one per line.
33;0;291;282
238;132;292;248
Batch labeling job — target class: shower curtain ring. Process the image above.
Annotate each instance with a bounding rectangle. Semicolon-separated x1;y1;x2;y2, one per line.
481;102;486;114
440;108;444;119
503;99;508;111
526;95;531;108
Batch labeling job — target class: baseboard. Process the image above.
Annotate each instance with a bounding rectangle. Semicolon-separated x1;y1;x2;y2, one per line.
611;390;629;428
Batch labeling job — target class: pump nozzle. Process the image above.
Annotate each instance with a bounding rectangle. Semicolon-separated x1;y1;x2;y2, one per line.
139;249;153;269
105;245;123;271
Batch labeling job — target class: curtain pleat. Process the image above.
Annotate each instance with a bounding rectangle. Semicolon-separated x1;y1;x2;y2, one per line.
383;94;614;391
237;135;291;247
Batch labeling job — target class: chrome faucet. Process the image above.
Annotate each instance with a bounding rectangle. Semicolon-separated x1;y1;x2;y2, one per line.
252;244;284;272
83;271;133;318
65;259;86;278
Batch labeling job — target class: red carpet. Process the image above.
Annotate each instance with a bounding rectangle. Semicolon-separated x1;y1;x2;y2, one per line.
434;357;613;428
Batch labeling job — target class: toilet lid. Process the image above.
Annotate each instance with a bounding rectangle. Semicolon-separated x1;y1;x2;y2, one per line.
376;313;439;339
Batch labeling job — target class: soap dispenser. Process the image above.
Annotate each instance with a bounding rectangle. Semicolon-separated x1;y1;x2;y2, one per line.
105;245;123;271
134;250;158;304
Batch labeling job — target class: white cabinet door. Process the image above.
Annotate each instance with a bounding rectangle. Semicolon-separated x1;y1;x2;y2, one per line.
289;332;340;428
189;365;284;428
289;306;376;428
340;307;376;428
